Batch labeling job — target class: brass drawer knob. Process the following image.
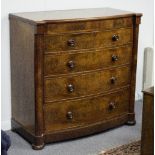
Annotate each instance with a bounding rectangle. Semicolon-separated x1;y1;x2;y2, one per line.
68;39;75;47
67;84;74;92
112;35;119;41
109;102;116;110
66;111;73;119
67;60;75;69
110;77;117;84
112;55;118;62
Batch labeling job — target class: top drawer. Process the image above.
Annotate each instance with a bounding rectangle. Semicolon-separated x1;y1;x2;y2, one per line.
46;17;133;34
44;28;133;52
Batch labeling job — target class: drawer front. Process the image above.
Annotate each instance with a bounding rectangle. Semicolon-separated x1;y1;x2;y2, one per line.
44;45;132;76
44;87;129;132
47;17;133;34
44;66;131;102
44;28;133;52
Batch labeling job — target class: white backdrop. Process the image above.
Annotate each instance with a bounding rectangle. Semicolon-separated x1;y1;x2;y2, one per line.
1;0;154;130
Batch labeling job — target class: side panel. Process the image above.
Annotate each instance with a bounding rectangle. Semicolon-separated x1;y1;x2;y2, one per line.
10;18;35;134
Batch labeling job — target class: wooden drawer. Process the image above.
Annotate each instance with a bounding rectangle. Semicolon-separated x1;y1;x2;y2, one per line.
44;45;132;76
44;87;129;132
47;17;133;34
44;28;133;52
44;66;131;102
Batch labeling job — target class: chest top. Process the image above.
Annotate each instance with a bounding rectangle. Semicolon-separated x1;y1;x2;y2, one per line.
9;7;142;24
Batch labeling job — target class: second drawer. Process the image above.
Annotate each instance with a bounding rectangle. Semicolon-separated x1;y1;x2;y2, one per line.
44;45;132;76
44;65;131;102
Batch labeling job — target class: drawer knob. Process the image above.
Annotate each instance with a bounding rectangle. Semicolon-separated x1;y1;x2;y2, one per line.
109;102;116;110
66;111;73;119
112;55;118;62
67;60;75;69
67;84;74;92
112;35;119;41
110;77;117;84
68;39;75;47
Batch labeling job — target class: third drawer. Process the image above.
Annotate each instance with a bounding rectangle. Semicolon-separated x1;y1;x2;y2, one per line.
44;65;131;102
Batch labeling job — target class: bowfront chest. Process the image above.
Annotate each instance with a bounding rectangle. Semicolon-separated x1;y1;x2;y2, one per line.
9;8;142;149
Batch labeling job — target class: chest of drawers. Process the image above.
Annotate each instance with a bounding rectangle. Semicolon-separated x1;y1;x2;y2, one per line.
9;8;142;149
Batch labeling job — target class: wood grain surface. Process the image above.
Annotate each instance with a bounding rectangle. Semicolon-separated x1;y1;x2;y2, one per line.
44;87;129;132
47;17;133;34
44;28;133;52
44;66;131;102
44;45;132;76
10;18;36;134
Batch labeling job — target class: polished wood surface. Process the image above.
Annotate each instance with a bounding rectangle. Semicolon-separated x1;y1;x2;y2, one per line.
127;15;141;124
141;87;154;155
44;87;129;132
46;17;133;34
44;66;131;102
10;19;36;134
44;28;133;52
44;45;132;76
10;8;142;149
9;8;142;23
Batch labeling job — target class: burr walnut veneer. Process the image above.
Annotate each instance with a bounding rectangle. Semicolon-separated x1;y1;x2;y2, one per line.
9;8;142;149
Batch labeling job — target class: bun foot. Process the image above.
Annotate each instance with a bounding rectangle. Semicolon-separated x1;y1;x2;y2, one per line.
32;143;45;150
126;120;136;126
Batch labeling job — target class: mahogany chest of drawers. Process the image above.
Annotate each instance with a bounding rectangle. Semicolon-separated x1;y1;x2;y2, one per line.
9;8;142;149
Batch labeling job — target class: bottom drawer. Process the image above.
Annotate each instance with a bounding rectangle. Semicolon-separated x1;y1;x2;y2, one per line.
44;87;130;133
